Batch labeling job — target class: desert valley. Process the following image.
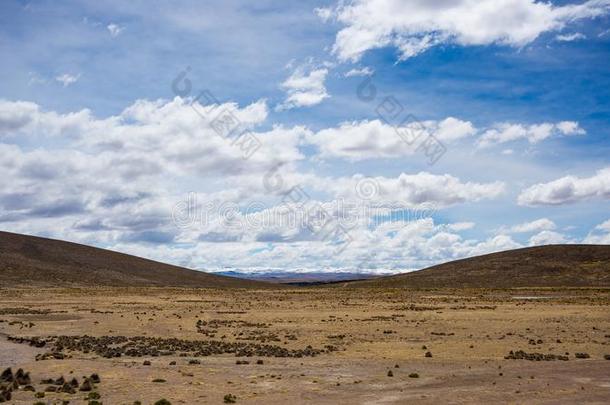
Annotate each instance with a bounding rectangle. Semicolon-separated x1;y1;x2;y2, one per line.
1;232;609;404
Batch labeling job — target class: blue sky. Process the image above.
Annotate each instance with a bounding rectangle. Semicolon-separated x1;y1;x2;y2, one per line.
1;0;609;273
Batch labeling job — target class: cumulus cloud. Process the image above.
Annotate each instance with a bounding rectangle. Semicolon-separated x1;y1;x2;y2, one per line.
509;218;556;233
307;117;475;160
0;97;308;245
320;0;610;62
307;117;581;159
477;121;585;147
555;120;586;135
466;235;522;257
277;65;329;110
518;167;610;206
529;230;568;245
314;172;505;208
2;96;583;273
0;99;94;138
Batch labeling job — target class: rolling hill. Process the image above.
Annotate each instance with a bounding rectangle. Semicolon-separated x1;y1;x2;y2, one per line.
347;245;610;288
0;231;269;288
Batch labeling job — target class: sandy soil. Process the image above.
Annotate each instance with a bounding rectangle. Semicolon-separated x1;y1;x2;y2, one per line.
1;287;609;404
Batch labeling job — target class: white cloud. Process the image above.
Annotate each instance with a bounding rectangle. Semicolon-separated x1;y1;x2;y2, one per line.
0;99;94;138
344;66;374;77
435;117;477;142
308;117;580;159
0;97;306;179
447;222;475;231
467;235;522;257
0;97;311;249
595;219;610;232
556;120;586;135
529;230;567;245
107;23;124;37
317;172;505;208
0;96;595;274
555;32;586;41
55;73;81;87
277;65;329;110
509;218;556;233
518;167;610;206
320;0;610;62
477;121;584;147
307;117;475;160
583;219;610;244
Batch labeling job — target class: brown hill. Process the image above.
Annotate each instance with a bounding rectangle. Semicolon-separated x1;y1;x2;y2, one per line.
348;245;610;288
0;231;269;288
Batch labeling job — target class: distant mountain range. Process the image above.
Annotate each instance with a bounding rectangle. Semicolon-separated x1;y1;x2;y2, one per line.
216;270;380;284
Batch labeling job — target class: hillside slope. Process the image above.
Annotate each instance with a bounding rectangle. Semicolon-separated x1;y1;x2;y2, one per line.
0;231;269;288
348;245;610;288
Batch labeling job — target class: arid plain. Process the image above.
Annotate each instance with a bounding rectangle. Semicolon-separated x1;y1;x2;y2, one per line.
1;287;610;404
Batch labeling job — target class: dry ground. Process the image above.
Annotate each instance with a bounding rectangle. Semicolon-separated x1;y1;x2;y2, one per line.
1;287;610;404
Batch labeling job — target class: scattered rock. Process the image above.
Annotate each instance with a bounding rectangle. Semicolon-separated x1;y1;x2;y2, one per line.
0;369;12;382
11;334;333;359
224;393;237;403
60;382;76;393
504;350;568;361
79;378;94;391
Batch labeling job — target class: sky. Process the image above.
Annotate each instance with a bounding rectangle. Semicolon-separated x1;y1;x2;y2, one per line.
0;0;609;274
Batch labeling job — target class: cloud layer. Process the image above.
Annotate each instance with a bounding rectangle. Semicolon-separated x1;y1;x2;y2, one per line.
518;167;610;205
321;0;610;61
